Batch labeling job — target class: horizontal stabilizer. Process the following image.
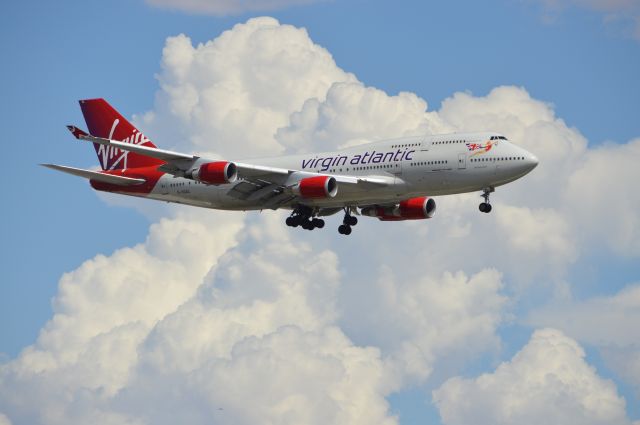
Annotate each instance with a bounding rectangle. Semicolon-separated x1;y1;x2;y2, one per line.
78;134;194;162
67;125;88;139
40;164;145;186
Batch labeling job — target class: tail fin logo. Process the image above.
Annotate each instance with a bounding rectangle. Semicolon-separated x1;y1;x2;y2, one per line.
97;119;152;170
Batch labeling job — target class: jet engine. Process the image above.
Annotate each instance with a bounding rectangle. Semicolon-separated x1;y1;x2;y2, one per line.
188;161;237;185
293;176;338;199
361;196;436;221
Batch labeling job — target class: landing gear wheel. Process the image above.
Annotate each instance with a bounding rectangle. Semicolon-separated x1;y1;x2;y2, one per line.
338;224;352;235
478;202;492;213
287;205;319;230
343;208;358;227
478;202;493;213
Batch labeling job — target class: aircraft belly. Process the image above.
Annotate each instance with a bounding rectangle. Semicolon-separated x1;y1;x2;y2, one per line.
147;177;226;208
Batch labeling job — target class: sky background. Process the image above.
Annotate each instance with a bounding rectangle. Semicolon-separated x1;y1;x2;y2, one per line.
1;1;639;424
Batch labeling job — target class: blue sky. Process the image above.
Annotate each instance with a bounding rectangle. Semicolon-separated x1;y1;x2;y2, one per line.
1;1;639;424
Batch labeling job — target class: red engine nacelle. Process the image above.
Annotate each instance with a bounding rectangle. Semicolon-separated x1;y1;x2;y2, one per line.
189;161;237;185
398;197;437;219
293;176;338;199
361;196;436;221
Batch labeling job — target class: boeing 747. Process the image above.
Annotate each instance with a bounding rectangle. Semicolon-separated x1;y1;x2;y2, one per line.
43;99;538;235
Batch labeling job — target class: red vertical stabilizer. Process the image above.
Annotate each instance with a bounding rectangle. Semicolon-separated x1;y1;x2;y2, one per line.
79;98;164;170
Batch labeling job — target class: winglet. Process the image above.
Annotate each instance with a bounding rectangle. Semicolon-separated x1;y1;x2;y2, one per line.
67;125;88;139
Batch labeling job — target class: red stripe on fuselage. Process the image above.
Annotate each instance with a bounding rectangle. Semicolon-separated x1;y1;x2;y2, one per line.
89;166;164;195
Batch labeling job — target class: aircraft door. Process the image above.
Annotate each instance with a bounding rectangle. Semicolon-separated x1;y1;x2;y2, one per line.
458;153;466;169
421;136;432;151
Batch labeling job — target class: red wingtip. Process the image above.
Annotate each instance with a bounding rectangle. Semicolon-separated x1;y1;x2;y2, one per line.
67;125;88;139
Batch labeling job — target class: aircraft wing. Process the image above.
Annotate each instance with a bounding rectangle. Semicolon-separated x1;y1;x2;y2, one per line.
41;164;145;186
234;161;393;187
68;125;395;207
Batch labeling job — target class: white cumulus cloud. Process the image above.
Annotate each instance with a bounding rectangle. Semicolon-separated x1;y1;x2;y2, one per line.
528;283;640;395
276;81;449;153
564;139;640;256
0;212;400;425
433;328;634;425
339;268;507;386
495;205;578;273
529;284;640;347
139;17;355;158
0;413;12;425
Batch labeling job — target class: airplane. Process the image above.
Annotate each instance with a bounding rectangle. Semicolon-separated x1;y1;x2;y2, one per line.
42;98;539;235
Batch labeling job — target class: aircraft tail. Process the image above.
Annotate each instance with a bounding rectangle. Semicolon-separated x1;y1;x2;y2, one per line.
79;98;164;170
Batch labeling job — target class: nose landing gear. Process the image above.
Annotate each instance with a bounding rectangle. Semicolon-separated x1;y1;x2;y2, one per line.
479;187;494;213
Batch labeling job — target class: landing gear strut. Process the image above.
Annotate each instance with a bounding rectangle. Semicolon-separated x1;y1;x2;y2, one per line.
479;187;494;213
338;208;358;235
286;206;325;231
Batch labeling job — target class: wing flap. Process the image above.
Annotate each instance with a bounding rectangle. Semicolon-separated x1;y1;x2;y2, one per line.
334;174;396;188
235;162;291;178
41;164;146;186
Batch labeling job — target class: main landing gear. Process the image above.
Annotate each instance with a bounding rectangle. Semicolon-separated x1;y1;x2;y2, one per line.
479;187;494;213
286;206;325;231
285;206;358;235
338;208;358;235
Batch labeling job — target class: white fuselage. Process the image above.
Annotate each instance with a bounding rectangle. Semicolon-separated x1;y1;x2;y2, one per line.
139;132;538;210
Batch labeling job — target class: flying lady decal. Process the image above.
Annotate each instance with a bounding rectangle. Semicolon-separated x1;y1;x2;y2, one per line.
466;140;496;156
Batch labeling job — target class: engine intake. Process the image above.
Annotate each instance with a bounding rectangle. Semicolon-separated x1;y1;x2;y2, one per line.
361;196;436;221
293;176;338;199
189;161;237;185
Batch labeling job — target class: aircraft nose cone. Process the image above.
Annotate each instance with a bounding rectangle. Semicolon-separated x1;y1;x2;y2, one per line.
515;149;538;176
